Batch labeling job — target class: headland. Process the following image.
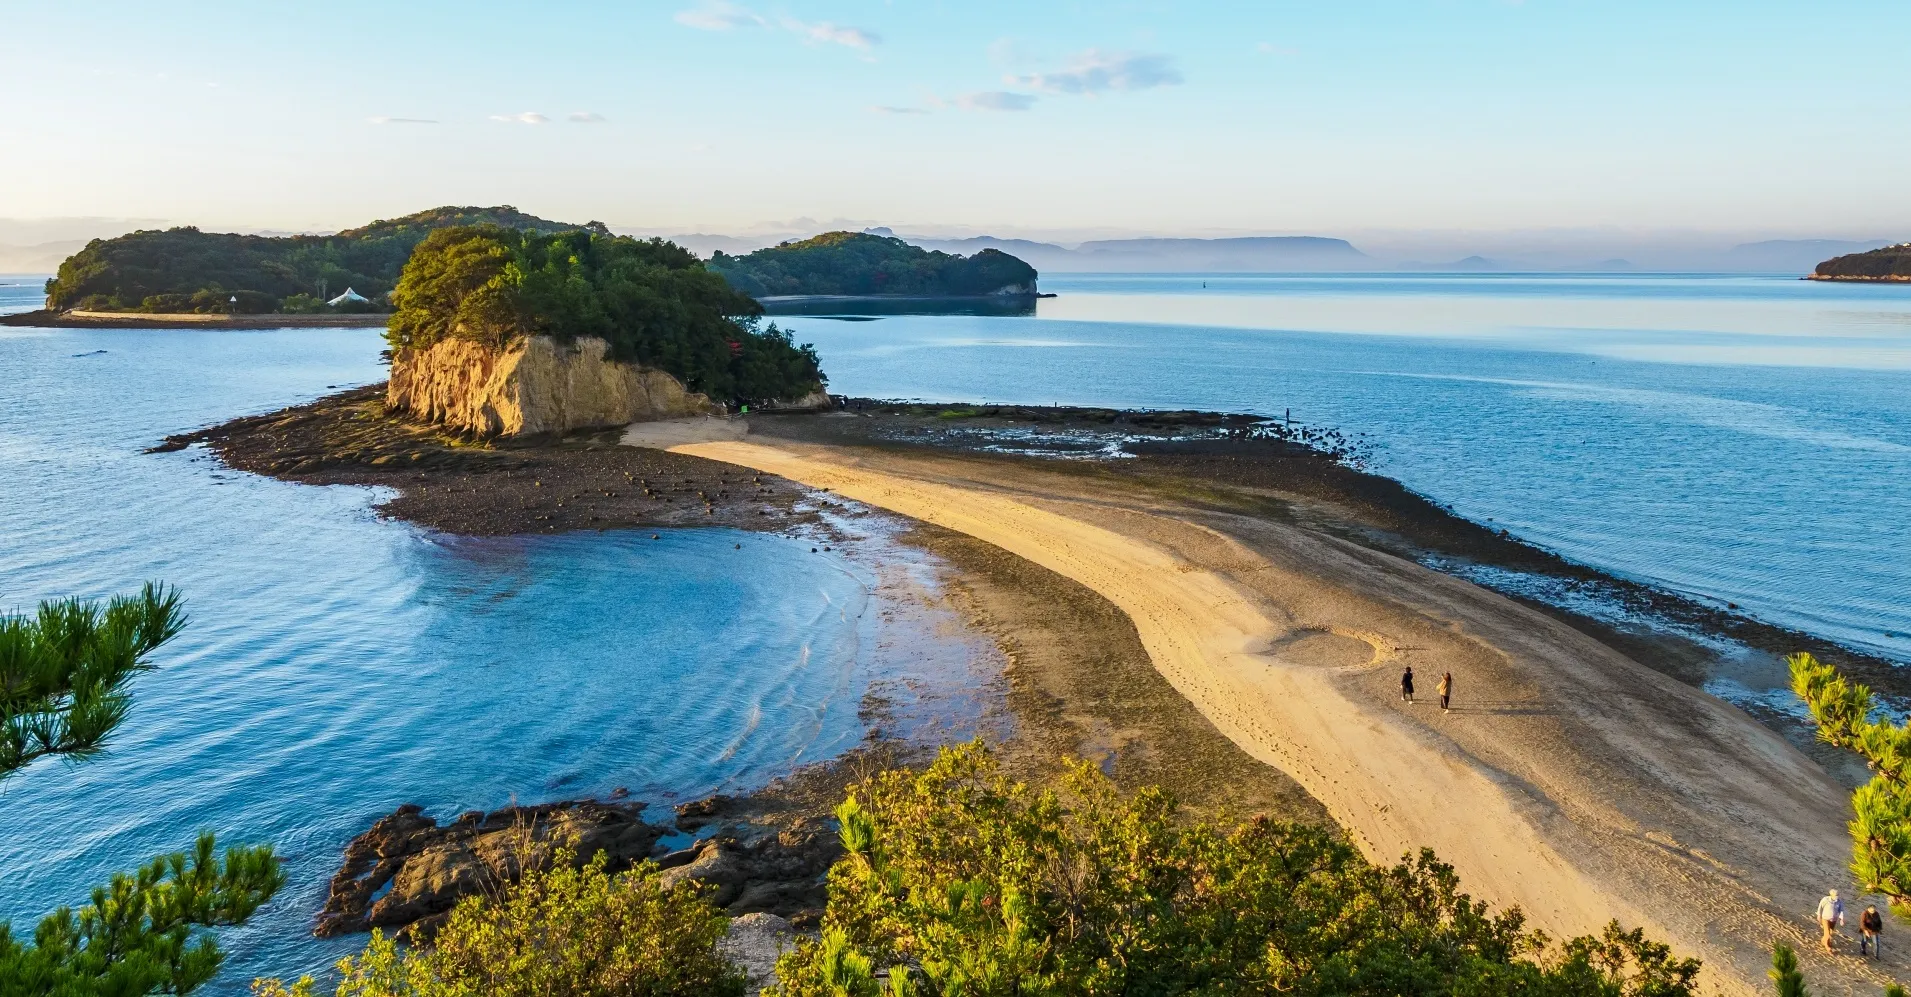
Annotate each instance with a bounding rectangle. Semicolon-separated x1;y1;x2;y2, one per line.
173;388;1911;995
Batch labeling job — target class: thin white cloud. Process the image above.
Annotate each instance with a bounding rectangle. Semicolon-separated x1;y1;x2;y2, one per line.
568;112;607;123
1256;41;1298;56
781;17;879;50
871;105;930;115
1010;49;1183;95
957;91;1036;112
674;0;762;30
370;116;439;125
674;2;879;51
490;112;549;125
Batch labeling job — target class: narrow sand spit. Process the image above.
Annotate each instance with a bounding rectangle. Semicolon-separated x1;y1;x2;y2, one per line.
652;434;1897;996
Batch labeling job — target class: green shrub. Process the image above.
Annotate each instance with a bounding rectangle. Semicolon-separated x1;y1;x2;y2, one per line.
388;225;824;404
772;742;1700;997
255;850;745;997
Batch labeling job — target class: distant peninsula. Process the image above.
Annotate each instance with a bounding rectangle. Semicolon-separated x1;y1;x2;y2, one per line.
1809;243;1911;282
707;231;1038;298
39;205;587;315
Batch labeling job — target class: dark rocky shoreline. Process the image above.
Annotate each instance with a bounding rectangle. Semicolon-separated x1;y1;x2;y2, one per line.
318;797;840;943
168;384;1911;950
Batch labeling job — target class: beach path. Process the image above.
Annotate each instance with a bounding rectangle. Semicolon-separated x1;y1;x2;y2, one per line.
657;434;1894;996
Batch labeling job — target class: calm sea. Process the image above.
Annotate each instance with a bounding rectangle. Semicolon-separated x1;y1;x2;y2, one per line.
0;278;995;987
774;273;1911;664
5;271;1910;987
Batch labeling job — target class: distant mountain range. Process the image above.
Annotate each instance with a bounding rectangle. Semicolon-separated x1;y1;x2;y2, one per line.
1724;239;1894;273
872;230;1371;273
667;229;1900;275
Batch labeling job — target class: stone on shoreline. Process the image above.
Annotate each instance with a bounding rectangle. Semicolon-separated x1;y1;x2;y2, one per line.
316;797;841;943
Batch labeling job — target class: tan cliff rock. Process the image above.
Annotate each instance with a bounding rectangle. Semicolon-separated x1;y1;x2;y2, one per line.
387;335;722;437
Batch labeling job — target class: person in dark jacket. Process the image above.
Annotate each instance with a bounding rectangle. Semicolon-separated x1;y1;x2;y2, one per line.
1439;671;1453;713
1861;905;1883;958
1401;666;1415;704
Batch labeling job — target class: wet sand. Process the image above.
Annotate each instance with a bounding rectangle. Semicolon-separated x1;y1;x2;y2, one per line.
660;424;1902;997
180;388;1907;993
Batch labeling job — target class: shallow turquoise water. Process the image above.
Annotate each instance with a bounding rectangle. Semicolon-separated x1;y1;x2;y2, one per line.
0;283;992;986
775;273;1911;661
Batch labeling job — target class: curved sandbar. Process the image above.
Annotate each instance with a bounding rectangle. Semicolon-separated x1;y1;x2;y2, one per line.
657;432;1891;996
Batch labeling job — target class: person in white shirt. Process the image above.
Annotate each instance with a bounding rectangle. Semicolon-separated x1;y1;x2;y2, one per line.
1817;888;1845;953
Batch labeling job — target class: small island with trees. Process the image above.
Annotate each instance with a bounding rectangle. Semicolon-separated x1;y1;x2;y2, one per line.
708;231;1039;299
20;206;587;323
1810;243;1911;282
386;223;826;415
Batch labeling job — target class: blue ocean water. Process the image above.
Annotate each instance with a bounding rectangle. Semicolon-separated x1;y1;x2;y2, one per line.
0;279;993;986
6;270;1911;988
774;273;1911;662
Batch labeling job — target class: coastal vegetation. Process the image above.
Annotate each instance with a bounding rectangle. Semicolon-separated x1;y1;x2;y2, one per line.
1811;244;1911;282
708;232;1038;298
255;849;745;997
268;743;1699;997
41;206;580;314
1791;651;1911;914
0;584;285;997
388;225;825;404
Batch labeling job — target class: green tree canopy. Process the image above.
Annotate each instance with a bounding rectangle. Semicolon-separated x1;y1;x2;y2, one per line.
709;232;1038;298
253;849;745;997
772;742;1701;997
1814;245;1911;280
1;834;284;997
1;583;284;997
388;225;825;404
1767;944;1807;997
1791;650;1911;914
42;206;581;314
1;582;185;778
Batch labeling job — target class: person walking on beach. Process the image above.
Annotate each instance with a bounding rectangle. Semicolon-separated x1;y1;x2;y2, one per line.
1439;671;1453;713
1818;888;1845;953
1861;904;1883;959
1401;666;1415;704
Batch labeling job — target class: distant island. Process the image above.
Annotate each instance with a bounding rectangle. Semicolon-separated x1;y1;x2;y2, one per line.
40;206;587;315
707;231;1038;298
1810;243;1911;282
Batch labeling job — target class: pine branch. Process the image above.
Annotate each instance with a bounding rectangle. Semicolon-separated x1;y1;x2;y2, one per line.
0;583;184;780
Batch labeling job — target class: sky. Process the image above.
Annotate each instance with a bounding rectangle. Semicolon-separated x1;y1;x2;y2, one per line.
2;1;1908;246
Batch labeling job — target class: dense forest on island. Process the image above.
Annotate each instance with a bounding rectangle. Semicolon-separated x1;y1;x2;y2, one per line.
1812;243;1911;281
709;231;1039;297
42;206;583;313
389;225;825;404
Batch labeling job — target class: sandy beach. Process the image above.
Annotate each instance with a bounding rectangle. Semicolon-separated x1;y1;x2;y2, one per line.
175;390;1905;994
652;423;1900;997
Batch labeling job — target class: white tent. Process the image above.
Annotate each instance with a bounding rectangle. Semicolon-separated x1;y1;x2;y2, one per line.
327;287;370;306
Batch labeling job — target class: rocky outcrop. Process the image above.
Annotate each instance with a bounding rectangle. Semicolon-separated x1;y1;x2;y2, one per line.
315;800;665;941
387;335;720;437
720;913;798;996
318;799;841;943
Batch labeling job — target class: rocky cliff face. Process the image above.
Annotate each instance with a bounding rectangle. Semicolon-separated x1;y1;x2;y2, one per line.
388;335;720;436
